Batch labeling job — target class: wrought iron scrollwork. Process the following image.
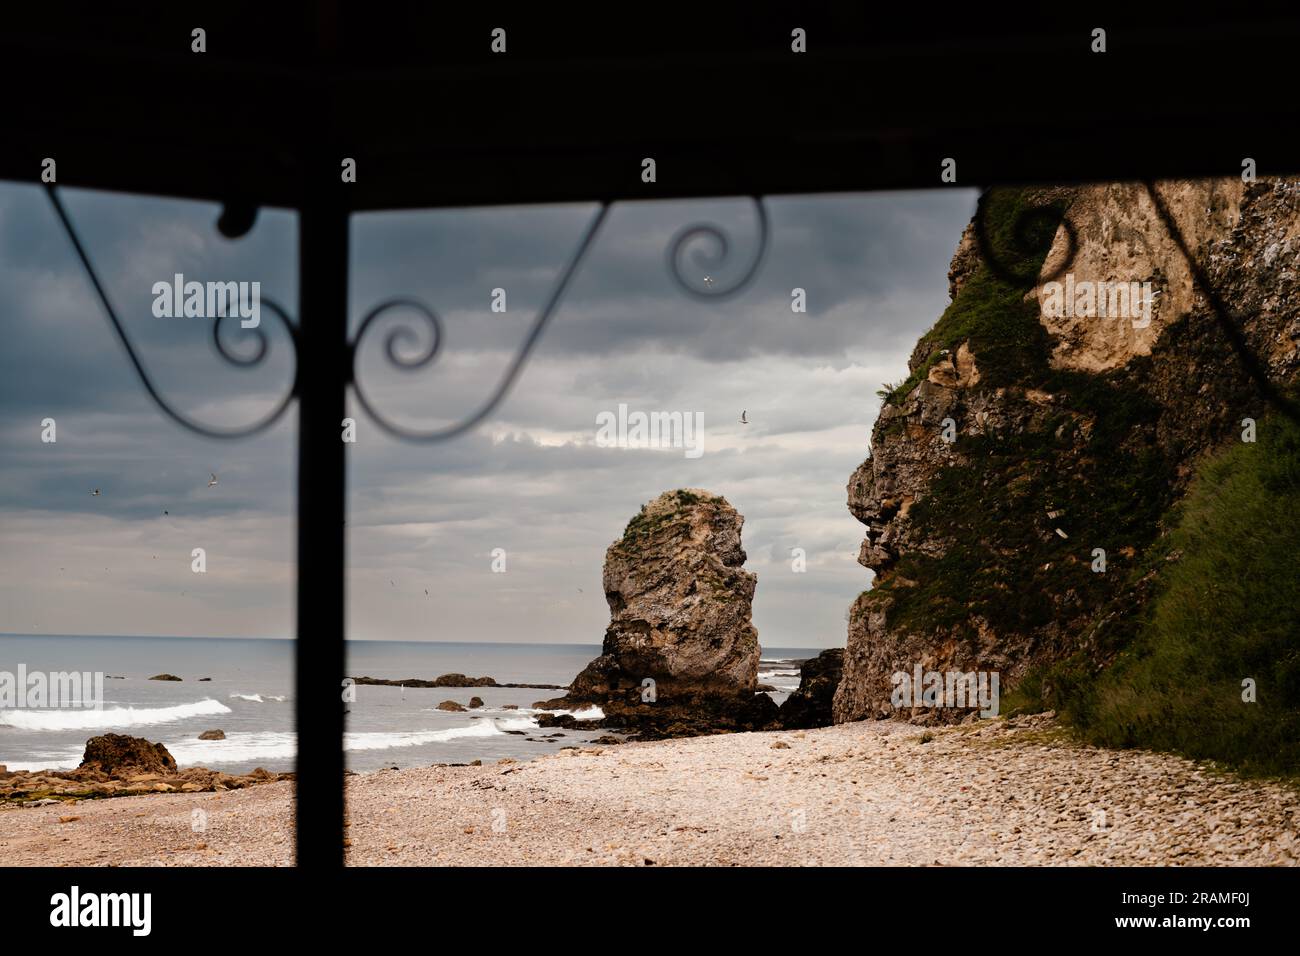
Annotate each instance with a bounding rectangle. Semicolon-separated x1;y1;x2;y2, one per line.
49;190;781;446
667;196;769;299
44;185;299;440
349;203;611;442
972;186;1077;286
1142;180;1300;425
970;180;1299;425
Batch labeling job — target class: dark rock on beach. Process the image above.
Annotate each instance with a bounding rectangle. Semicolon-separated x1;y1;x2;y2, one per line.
81;734;177;775
197;729;226;740
436;700;467;712
776;648;844;729
1;734;291;804
534;713;603;733
148;673;182;681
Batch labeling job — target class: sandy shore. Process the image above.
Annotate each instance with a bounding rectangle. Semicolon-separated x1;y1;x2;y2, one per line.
2;716;1297;866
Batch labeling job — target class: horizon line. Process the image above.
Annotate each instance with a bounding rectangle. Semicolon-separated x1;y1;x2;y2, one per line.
0;632;837;650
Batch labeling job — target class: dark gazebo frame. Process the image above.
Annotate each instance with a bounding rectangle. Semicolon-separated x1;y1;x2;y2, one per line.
4;7;1299;869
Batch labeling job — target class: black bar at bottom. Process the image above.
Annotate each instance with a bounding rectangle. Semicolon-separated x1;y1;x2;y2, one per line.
294;199;349;868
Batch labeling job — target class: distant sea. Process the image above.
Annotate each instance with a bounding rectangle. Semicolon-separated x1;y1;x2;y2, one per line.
0;635;817;774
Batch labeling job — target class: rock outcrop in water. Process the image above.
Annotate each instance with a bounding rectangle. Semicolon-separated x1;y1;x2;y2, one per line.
0;734;289;804
81;733;177;775
833;180;1300;724
556;489;775;738
776;649;844;729
571;489;760;698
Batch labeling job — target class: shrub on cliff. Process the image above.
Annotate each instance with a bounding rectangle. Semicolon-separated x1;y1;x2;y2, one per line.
1013;414;1300;777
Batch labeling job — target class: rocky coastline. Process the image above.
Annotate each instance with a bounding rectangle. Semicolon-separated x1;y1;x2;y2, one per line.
0;733;288;806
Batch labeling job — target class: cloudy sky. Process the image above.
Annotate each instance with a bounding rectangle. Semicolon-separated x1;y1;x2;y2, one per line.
0;183;977;648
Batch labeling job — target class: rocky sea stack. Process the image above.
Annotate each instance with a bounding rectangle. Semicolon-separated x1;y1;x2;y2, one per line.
557;489;776;738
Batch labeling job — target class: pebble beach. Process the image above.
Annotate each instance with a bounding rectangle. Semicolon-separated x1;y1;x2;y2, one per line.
3;715;1296;866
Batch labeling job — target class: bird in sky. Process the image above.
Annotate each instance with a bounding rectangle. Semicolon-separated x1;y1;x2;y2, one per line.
207;473;218;488
90;488;101;496
424;589;429;597
702;275;714;288
739;410;748;424
162;510;169;515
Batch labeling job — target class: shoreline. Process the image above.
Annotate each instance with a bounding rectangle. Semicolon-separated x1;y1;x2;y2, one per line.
2;716;1295;866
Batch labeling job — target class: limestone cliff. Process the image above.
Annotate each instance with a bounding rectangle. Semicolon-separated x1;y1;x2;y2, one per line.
833;180;1300;723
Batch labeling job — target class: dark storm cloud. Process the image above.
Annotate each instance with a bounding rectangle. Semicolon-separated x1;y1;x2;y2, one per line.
0;182;976;646
347;190;972;366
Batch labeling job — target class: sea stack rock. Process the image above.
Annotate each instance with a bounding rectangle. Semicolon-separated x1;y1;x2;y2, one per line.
559;489;774;737
571;489;759;698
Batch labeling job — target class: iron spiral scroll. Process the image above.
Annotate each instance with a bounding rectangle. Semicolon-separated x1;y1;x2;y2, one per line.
45;191;774;443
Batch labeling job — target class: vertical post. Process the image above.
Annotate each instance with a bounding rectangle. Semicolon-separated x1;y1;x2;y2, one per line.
295;197;349;867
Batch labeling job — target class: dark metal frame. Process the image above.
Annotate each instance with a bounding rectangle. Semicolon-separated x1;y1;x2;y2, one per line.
41;173;1299;870
41;180;773;867
7;9;1300;873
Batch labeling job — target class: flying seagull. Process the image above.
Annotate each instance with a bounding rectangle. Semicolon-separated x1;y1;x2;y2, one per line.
207;473;218;488
702;275;714;288
90;488;101;497
739;410;748;424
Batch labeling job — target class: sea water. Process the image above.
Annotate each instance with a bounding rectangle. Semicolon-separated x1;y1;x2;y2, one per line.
0;634;813;775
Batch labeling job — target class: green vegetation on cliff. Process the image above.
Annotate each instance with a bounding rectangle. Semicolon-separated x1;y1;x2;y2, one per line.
870;184;1299;778
878;188;1174;640
1009;414;1300;778
885;190;1058;405
620;489;725;545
